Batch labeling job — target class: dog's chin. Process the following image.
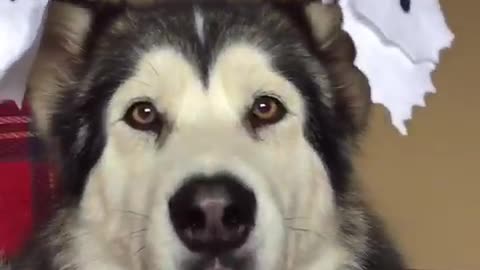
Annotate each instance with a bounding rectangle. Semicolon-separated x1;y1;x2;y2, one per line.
183;252;254;270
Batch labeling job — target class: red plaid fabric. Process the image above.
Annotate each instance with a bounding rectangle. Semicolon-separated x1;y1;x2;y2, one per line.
0;100;58;260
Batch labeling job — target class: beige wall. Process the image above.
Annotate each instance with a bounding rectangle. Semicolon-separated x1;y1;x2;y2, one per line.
354;1;480;270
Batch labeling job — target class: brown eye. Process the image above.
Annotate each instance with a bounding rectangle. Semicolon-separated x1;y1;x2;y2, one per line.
248;95;287;128
124;101;162;132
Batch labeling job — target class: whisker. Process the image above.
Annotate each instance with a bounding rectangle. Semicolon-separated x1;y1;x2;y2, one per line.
127;228;148;240
283;216;309;221
115;209;151;220
130;79;152;86
147;60;160;76
287;226;310;232
135;246;146;255
130;228;148;236
287;226;326;239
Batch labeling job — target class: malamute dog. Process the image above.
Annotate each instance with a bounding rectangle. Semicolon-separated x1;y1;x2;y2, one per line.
7;1;404;270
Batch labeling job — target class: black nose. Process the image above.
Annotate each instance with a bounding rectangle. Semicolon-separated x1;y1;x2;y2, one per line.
168;173;256;253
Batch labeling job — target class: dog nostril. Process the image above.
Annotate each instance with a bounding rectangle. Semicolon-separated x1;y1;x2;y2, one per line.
223;204;247;229
182;207;205;231
223;204;240;228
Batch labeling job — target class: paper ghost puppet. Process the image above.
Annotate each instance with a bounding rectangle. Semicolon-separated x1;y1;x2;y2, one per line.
350;0;454;63
340;0;454;135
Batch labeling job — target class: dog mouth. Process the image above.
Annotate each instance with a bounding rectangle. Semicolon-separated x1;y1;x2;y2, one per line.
186;252;253;270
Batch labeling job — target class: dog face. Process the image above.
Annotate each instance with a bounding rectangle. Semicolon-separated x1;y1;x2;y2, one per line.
28;2;370;270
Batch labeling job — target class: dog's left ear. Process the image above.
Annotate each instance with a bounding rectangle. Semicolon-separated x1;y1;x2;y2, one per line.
276;1;371;136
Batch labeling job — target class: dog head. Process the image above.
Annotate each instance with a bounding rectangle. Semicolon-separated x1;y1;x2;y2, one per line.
28;1;370;270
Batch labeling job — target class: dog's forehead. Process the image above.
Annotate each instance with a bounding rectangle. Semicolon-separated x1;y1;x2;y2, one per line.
94;2;310;80
108;4;280;46
85;3;330;114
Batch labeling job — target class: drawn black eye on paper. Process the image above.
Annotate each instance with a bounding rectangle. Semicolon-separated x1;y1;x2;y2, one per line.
400;0;411;13
342;0;454;134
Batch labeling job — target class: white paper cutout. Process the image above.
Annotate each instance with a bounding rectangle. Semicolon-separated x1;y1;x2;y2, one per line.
350;0;454;63
340;0;453;135
0;0;49;108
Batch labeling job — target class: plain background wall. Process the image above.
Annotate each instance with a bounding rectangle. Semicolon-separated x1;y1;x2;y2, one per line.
354;1;480;270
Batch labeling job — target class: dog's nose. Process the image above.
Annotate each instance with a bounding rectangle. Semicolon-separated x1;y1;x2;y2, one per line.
168;174;256;253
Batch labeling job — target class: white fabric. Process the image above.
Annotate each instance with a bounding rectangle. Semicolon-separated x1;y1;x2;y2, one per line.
0;0;49;107
340;0;454;135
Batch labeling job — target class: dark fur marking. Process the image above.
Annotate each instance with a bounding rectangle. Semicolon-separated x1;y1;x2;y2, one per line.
274;57;353;198
52;44;138;198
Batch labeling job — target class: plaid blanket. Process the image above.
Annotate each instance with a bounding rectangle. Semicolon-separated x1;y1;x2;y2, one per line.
0;100;58;260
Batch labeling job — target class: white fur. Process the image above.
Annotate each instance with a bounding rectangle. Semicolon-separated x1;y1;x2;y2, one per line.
194;7;205;45
72;43;347;270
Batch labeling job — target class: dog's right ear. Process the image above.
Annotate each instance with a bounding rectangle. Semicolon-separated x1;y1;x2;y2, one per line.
28;1;94;140
274;1;371;138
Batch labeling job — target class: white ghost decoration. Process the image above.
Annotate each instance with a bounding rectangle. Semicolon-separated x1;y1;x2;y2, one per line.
339;0;454;135
0;0;49;108
350;0;454;63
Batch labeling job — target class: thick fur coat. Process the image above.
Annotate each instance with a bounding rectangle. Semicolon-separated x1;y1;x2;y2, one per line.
5;1;404;270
